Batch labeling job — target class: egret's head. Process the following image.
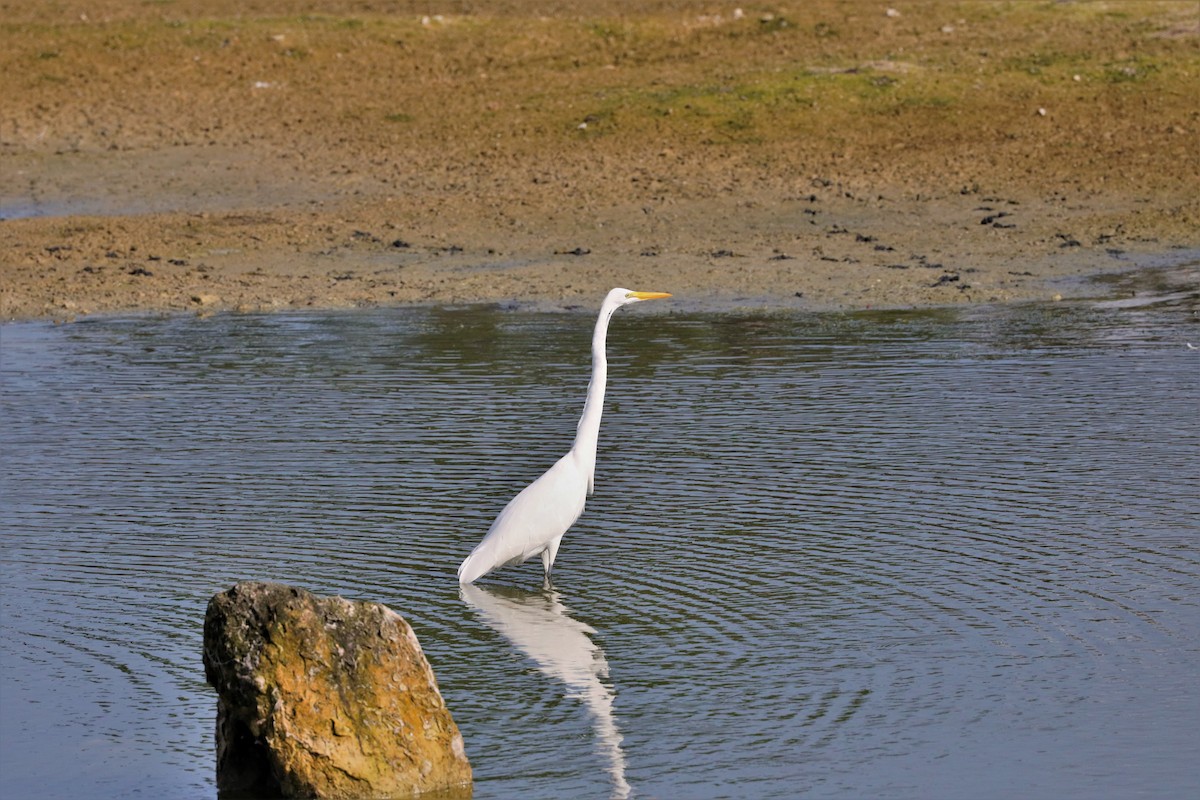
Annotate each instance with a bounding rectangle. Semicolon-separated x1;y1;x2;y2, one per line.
611;288;672;307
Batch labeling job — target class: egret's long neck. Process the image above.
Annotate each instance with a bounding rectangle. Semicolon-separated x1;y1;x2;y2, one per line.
573;304;614;466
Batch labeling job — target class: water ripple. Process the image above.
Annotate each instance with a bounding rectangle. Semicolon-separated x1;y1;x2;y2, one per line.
2;299;1198;799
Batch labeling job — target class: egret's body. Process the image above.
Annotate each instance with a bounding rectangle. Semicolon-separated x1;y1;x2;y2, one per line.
457;288;670;584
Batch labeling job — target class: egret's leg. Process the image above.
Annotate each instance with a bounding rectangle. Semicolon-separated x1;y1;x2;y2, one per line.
541;536;563;585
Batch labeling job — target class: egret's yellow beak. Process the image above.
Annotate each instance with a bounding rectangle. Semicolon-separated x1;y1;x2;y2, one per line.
627;291;672;300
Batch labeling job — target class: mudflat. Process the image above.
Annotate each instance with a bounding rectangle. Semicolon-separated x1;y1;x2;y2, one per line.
2;0;1197;319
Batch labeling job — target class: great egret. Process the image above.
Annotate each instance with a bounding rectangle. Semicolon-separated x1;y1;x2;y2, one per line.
457;288;671;584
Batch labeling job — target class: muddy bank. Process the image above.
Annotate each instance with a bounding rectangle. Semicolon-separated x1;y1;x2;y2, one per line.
2;1;1197;319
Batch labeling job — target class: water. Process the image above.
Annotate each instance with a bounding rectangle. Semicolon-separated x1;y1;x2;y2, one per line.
2;293;1198;799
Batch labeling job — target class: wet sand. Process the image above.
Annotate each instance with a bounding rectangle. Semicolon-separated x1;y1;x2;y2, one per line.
2;0;1198;319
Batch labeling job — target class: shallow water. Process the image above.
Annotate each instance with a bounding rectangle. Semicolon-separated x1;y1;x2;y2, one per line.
2;294;1198;799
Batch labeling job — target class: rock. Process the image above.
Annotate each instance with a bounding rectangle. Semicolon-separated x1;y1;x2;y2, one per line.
203;582;472;798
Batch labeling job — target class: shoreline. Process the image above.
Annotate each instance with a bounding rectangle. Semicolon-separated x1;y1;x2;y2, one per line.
7;248;1198;324
3;1;1198;321
5;187;1197;321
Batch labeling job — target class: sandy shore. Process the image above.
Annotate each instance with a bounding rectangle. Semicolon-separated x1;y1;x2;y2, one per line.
2;1;1198;320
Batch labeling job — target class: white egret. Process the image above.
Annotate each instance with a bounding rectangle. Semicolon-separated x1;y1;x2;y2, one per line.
457;288;671;584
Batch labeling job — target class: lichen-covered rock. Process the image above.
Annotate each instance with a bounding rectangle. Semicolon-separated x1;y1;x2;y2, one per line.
203;581;471;798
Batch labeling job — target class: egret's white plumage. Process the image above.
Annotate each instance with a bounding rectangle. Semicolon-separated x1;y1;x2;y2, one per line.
457;288;671;584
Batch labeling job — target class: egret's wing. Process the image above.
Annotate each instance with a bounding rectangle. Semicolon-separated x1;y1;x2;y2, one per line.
458;452;588;583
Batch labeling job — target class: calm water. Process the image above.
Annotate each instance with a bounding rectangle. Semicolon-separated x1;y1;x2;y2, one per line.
2;291;1198;799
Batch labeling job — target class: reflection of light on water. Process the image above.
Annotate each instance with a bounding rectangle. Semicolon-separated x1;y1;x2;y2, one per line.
461;584;630;799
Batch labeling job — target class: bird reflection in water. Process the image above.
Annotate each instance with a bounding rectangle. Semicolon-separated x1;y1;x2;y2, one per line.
460;583;630;799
